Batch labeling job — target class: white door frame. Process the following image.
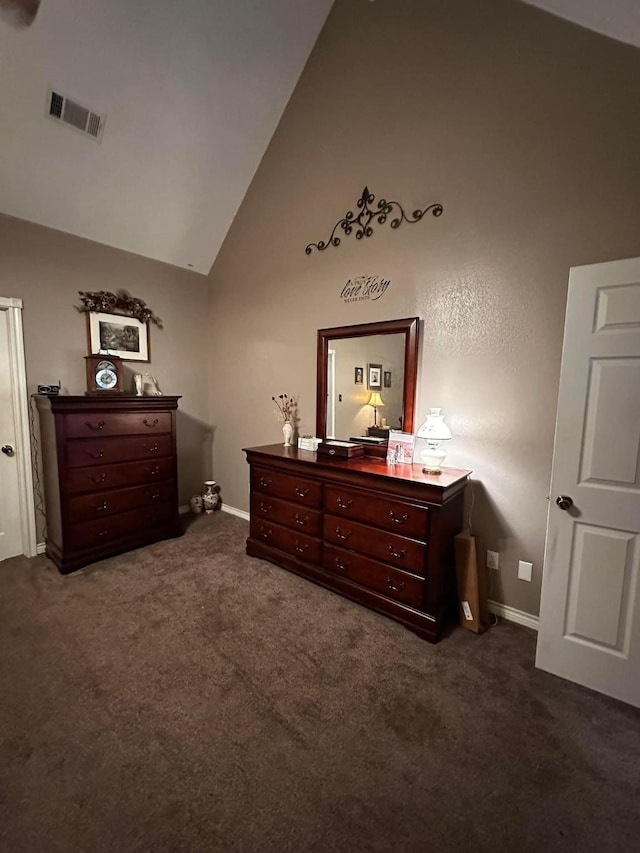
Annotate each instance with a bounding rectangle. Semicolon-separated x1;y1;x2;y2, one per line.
327;349;336;439
0;297;37;558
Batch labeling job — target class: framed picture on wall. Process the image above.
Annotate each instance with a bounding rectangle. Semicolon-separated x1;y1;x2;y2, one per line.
87;312;150;362
383;371;391;388
367;363;382;391
354;366;363;385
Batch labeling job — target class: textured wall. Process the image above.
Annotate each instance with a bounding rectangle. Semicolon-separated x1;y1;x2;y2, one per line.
0;213;211;535
208;0;640;616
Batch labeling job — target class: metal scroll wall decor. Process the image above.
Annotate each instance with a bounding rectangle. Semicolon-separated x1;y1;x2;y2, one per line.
305;186;443;254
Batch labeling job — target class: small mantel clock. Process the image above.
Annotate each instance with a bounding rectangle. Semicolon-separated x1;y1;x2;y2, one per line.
84;354;125;395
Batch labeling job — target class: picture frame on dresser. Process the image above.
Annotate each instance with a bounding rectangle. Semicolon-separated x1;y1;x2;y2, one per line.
87;311;150;362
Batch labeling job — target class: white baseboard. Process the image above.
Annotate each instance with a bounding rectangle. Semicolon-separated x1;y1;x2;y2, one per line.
221;504;250;522
37;542;46;555
488;599;539;632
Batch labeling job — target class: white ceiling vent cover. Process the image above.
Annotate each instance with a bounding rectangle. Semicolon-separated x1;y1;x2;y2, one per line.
46;88;106;142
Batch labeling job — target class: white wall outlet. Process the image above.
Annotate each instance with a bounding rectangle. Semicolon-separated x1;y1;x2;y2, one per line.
518;560;533;582
486;550;499;570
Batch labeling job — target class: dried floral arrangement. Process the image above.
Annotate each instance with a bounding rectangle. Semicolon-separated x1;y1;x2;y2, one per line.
272;394;296;422
76;289;163;328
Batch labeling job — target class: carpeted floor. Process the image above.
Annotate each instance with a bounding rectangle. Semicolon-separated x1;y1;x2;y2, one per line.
1;512;639;853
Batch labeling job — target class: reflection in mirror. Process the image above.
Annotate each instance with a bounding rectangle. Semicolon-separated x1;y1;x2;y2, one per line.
327;334;406;438
316;318;419;442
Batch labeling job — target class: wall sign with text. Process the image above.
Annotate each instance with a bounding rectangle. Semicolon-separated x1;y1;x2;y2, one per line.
340;276;391;303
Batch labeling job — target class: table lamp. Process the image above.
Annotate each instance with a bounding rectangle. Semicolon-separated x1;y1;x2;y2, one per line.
368;391;384;426
416;408;451;473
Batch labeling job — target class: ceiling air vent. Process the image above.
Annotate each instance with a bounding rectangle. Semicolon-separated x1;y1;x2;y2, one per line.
46;88;106;142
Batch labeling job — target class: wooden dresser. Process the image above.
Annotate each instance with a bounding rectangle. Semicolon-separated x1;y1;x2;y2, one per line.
244;444;470;642
35;395;182;574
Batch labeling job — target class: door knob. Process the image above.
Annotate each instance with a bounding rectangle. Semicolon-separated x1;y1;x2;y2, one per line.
556;495;573;511
1;445;15;457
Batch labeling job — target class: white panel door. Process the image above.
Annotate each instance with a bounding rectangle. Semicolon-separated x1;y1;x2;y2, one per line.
0;306;23;560
536;257;640;707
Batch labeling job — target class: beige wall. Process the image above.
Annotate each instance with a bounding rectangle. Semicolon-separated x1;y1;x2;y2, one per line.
0;213;211;535
208;0;640;616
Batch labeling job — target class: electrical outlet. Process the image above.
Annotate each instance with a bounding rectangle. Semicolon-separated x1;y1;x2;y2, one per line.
486;550;499;570
518;560;533;582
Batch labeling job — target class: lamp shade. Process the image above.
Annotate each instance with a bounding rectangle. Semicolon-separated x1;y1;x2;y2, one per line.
368;392;385;408
416;408;451;441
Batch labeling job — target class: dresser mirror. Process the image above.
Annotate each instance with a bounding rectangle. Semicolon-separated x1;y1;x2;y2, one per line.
316;317;419;441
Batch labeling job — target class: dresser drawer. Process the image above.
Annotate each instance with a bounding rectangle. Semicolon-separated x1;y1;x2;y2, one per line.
67;502;175;550
323;544;425;609
324;513;427;575
68;481;175;522
251;466;322;508
251;519;321;564
64;411;172;439
66;458;174;494
251;494;322;537
65;434;173;468
325;484;429;542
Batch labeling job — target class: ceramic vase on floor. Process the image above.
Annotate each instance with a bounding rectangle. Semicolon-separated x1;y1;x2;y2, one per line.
282;421;293;447
203;481;219;514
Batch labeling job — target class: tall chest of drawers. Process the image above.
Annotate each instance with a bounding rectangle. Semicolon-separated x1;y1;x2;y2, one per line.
244;444;470;642
35;395;182;573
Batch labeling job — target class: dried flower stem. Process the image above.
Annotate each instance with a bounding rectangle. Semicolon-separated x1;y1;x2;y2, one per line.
272;394;296;422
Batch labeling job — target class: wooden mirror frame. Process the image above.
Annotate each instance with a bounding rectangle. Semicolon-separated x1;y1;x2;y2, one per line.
316;317;419;440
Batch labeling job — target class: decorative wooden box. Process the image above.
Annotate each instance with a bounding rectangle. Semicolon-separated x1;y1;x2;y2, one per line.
316;440;364;460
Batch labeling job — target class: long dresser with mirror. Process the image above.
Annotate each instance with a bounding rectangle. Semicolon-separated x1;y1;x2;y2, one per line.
245;444;469;642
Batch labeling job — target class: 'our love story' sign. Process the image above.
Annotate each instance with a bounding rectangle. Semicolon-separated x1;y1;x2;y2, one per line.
340;276;391;303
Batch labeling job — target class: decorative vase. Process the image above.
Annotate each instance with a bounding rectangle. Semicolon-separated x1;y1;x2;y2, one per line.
203;480;219;514
282;421;293;447
189;494;204;514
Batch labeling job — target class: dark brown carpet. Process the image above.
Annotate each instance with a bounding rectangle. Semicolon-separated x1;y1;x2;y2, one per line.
1;513;639;853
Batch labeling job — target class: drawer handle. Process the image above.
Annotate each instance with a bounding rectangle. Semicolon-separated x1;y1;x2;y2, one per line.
86;420;105;431
389;509;409;525
143;418;159;428
294;541;309;554
97;529;109;537
89;473;107;484
294;513;309;526
150;491;161;501
258;501;272;514
387;577;406;593
145;466;161;477
260;527;273;541
387;544;407;560
334;558;349;574
144;443;159;453
295;486;310;498
336;497;353;510
259;477;272;488
91;501;108;512
335;527;352;541
86;448;105;459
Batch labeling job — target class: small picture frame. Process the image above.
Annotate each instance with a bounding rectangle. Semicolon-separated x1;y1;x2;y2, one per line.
383;370;391;388
367;363;382;391
354;366;364;385
87;312;150;362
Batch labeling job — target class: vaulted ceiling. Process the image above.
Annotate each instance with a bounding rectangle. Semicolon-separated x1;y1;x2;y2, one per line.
523;0;640;49
0;0;333;273
1;1;638;275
